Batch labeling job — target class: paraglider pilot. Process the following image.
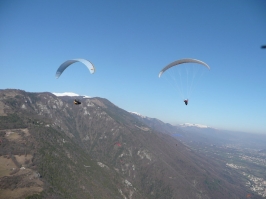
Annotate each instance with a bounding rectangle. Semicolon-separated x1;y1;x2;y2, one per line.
184;99;188;105
74;99;81;105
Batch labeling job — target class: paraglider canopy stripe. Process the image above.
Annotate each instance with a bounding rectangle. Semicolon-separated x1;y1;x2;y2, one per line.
159;58;210;78
56;59;95;79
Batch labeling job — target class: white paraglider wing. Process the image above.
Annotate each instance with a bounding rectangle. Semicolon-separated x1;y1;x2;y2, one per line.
159;58;210;78
56;59;95;79
158;58;210;101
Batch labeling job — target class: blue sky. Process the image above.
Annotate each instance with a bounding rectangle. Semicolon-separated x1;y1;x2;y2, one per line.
1;0;266;133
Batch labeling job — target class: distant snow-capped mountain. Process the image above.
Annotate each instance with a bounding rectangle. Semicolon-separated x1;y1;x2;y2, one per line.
130;112;147;118
130;113;211;129
53;92;91;98
53;92;79;97
178;123;210;129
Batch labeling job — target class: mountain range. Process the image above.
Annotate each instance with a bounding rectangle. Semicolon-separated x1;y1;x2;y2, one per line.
0;89;260;199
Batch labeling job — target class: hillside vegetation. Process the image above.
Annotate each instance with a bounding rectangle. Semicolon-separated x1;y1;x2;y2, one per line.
0;89;255;199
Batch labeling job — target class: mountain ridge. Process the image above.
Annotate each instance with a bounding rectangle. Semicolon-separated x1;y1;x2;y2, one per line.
0;89;255;199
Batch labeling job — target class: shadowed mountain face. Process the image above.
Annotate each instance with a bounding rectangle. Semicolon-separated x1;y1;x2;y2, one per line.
0;89;255;199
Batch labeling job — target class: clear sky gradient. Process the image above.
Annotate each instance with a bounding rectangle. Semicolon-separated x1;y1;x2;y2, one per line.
1;0;266;133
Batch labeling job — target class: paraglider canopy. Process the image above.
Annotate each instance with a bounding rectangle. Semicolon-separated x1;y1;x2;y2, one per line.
56;59;95;79
261;45;266;49
159;58;210;103
159;58;210;78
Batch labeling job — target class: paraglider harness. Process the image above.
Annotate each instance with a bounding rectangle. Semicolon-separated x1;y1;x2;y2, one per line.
74;99;81;105
184;99;188;105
